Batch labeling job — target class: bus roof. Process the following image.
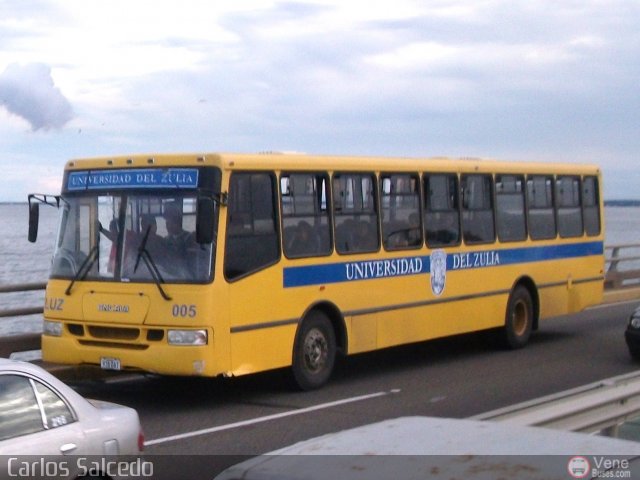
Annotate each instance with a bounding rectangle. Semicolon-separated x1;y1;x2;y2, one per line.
64;152;600;176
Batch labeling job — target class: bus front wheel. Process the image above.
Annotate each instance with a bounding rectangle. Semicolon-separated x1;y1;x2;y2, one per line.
502;285;533;349
292;311;336;391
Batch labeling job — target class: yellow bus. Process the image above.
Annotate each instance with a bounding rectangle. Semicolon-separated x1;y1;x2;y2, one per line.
28;153;604;389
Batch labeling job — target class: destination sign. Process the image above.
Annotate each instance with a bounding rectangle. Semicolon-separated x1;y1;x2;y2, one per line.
66;168;199;191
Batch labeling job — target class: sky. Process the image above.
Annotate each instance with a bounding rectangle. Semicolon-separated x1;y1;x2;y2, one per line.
0;0;639;201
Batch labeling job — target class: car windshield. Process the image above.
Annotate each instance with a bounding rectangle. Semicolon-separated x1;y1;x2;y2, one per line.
51;193;215;284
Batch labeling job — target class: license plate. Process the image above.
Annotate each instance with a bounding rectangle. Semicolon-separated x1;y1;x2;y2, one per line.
100;357;121;371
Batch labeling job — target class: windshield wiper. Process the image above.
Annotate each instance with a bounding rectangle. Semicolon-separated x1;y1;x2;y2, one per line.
65;245;99;296
134;226;152;273
133;227;172;301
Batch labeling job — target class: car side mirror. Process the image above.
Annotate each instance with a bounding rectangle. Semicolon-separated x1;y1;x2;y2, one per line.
196;197;215;244
28;202;40;243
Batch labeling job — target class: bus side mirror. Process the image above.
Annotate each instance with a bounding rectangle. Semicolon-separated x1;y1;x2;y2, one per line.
196;197;215;244
28;202;40;243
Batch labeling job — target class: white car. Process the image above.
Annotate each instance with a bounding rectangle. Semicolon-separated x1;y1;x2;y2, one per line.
214;416;640;480
0;358;144;478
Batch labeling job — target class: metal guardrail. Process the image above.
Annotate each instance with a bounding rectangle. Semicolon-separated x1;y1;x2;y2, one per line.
605;244;640;289
1;244;639;359
0;282;46;358
472;371;640;436
0;282;47;318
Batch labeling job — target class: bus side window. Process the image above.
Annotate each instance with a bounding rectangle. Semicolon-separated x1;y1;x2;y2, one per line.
281;173;332;258
225;172;279;280
461;174;495;244
380;174;422;250
424;173;460;248
556;176;583;238
495;174;527;242
526;175;556;240
333;173;379;254
582;176;601;236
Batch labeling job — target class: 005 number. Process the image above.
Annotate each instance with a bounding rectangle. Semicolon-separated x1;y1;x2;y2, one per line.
172;304;197;318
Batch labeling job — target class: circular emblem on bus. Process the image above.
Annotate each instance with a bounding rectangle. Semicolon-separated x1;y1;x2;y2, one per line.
430;249;447;296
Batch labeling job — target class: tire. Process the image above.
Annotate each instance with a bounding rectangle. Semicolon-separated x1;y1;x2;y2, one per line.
292;311;336;391
628;343;640;362
502;285;533;349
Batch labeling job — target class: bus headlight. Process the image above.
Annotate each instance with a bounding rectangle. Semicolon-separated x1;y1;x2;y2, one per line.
168;329;208;346
43;320;63;337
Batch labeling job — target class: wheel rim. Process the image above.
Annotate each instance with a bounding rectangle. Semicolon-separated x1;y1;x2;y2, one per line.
303;327;328;374
512;299;529;337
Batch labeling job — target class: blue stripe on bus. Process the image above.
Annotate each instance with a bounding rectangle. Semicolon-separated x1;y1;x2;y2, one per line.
282;241;603;288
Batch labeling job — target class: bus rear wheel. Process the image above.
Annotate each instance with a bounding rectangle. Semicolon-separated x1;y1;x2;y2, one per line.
292;311;336;391
502;285;533;349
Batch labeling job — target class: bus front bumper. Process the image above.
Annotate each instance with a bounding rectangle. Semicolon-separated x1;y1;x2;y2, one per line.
41;328;217;377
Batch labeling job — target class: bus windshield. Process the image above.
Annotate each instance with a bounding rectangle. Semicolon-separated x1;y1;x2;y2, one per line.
52;193;215;284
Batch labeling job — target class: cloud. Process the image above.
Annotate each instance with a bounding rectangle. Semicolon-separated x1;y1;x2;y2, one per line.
0;0;638;201
0;62;74;130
